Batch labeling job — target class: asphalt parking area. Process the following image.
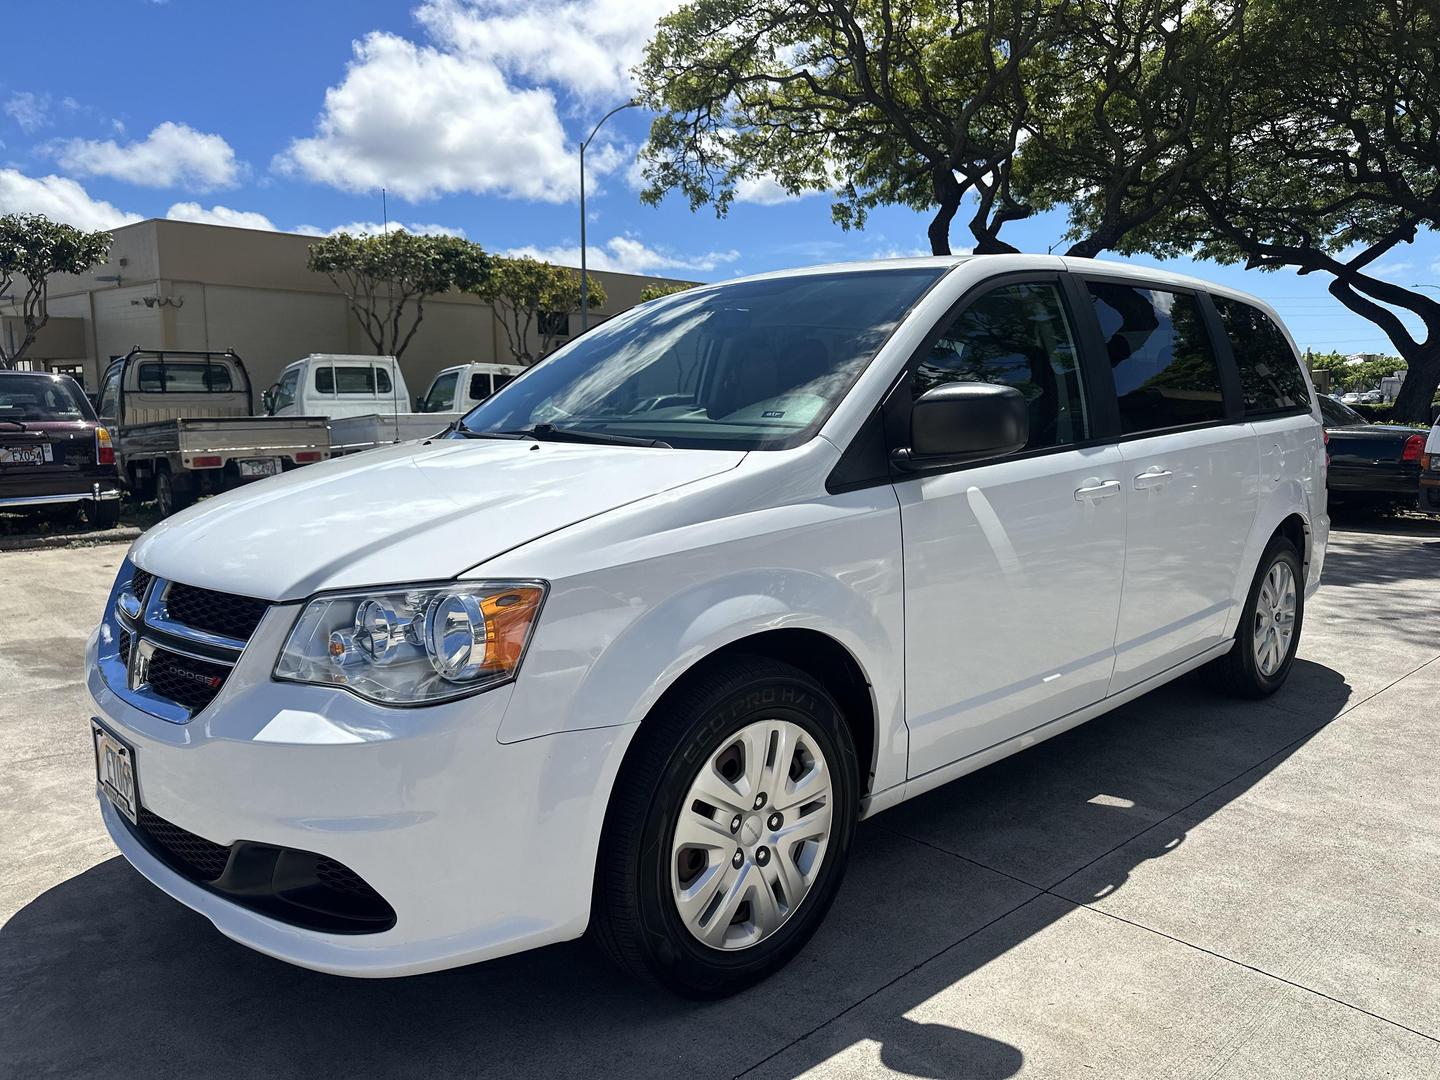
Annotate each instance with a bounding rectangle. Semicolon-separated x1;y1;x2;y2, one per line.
2;521;1438;1079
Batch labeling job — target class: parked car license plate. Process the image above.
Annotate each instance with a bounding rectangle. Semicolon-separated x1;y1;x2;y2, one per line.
238;458;279;478
0;444;52;466
92;721;139;826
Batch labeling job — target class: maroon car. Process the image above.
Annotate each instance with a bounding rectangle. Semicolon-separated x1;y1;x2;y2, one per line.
0;370;123;529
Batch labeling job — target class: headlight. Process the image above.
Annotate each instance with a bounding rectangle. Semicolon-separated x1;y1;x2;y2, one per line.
274;581;546;705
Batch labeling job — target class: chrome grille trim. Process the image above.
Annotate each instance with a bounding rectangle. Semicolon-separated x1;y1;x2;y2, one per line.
97;560;267;724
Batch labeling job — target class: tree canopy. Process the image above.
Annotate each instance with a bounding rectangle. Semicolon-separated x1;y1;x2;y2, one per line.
639;280;694;302
0;213;112;368
307;231;491;359
467;257;607;364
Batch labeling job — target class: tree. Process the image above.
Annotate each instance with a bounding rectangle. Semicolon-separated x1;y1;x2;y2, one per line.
639;280;694;302
0;213;112;368
1108;0;1440;422
307;231;490;360
470;257;606;364
638;0;1242;256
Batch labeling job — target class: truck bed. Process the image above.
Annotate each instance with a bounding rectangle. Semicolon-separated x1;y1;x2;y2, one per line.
328;413;455;455
119;416;331;458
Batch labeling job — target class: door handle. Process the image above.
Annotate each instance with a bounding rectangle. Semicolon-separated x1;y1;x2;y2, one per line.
1074;478;1121;501
1133;467;1173;490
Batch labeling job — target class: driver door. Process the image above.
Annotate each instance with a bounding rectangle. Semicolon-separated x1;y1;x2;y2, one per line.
896;276;1127;778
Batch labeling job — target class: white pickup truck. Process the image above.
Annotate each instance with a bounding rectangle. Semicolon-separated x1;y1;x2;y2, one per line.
417;362;525;416
96;349;331;516
264;354;450;455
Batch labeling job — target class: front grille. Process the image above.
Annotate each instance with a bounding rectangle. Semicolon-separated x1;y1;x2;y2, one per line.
137;805;231;881
145;649;230;712
130;567;154;599
165;582;269;641
125;806;396;934
117;629;132;666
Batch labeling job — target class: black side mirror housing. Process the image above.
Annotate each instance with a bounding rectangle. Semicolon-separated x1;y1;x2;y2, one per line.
261;384;278;416
415;396;426;412
895;382;1029;469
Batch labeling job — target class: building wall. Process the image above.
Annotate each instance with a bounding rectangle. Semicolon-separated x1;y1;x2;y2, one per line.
7;218;693;400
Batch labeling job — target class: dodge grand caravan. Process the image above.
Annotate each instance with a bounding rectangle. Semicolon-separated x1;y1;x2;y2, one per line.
87;255;1327;997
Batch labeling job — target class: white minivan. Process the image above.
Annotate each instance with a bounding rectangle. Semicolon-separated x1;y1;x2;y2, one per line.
87;256;1327;997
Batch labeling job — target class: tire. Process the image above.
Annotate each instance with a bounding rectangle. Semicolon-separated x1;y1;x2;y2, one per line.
85;499;121;529
1211;536;1304;698
154;470;193;518
591;655;859;998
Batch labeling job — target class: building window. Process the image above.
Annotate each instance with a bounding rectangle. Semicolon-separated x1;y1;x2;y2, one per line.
538;312;571;338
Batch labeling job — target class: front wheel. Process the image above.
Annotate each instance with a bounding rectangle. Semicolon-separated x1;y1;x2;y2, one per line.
591;656;859;997
1212;536;1304;697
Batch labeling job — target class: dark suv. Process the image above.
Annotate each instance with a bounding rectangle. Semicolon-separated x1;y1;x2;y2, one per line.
0;370;122;528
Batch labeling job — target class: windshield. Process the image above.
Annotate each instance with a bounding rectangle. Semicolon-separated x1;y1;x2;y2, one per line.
0;373;94;422
1319;395;1364;426
458;267;947;450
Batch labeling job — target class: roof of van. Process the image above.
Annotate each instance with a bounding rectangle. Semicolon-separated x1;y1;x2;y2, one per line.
710;253;1285;333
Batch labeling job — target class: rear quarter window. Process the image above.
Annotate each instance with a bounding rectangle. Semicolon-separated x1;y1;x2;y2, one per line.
1213;297;1311;415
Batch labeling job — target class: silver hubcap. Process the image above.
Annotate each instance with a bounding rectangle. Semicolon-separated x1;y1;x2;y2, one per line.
670;719;833;951
1253;560;1297;676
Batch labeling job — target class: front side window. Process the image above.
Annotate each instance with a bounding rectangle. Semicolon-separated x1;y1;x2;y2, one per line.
425;371;459;412
274;369;300;412
136;361;233;393
0;373;94;421
1213;296;1311;415
916;282;1089;450
459;268;947;451
97;365;122;419
1089;283;1224;433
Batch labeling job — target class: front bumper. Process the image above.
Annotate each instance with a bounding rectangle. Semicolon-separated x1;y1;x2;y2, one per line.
86;611;636;978
0;482;122;510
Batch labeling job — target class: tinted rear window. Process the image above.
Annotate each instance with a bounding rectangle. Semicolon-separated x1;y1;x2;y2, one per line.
1212;296;1311;415
137;362;233;393
0;374;93;421
1088;283;1225;434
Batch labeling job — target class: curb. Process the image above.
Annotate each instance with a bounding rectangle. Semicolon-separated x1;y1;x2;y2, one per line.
0;526;142;553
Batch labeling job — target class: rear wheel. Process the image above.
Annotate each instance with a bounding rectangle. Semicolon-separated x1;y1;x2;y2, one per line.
154;469;193;518
591;656;858;997
1212;536;1304;697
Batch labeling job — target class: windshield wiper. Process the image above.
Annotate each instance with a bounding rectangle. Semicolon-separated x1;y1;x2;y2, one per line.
0;419;28;431
503;423;672;449
445;420;525;440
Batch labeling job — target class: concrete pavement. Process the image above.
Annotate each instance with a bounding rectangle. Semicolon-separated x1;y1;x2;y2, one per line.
1;521;1437;1078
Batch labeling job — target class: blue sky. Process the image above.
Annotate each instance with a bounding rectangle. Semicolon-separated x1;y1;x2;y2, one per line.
3;0;1436;355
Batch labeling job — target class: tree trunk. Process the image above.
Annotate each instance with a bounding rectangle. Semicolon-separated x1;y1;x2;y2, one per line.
1390;341;1440;425
927;171;962;256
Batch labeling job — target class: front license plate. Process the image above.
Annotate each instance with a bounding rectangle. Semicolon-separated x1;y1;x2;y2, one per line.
92;721;139;826
238;457;278;478
0;444;52;466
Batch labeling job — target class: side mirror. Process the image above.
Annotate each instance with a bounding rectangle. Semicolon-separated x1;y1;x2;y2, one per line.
261;384;277;415
895;382;1029;469
415;396;426;412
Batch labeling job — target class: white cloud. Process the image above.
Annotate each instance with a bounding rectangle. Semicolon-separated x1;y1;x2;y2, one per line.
276;31;589;202
54;122;242;190
276;0;678;204
3;92;50;134
733;174;812;206
165;202;277;231
503;234;737;276
293;220;467;237
416;0;680;99
0;169;141;230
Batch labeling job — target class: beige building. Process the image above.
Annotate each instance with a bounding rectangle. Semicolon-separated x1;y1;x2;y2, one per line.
1;218;684;399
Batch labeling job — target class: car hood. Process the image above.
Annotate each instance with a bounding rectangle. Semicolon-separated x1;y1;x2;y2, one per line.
130;438;745;600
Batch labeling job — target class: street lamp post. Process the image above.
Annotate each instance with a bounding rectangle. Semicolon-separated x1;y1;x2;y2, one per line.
579;99;639;333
